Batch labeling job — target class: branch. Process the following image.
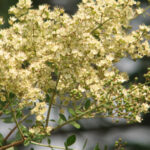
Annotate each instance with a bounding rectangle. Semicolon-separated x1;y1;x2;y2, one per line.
3;113;30;142
52;106;96;132
9;102;24;140
0;139;24;150
46;73;61;127
31;141;65;149
52;80;150;132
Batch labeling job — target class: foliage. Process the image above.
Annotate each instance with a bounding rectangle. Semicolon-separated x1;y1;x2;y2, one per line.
0;0;150;149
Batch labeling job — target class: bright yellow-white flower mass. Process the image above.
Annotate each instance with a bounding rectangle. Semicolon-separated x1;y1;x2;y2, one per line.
0;0;150;124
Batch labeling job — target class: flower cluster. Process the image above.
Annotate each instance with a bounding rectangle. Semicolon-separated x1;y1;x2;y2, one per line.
0;0;150;126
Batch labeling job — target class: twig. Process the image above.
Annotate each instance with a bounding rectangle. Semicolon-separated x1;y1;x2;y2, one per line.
46;73;61;127
52;106;95;132
31;141;65;149
3;113;30;142
0;139;24;150
9;103;24;140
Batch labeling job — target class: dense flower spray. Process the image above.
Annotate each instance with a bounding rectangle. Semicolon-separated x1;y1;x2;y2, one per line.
0;0;150;148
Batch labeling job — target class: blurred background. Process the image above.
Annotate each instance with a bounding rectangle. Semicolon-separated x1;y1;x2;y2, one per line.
0;0;150;149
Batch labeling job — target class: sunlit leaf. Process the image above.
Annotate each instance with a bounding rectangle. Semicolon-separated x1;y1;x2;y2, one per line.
68;108;76;116
70;121;80;129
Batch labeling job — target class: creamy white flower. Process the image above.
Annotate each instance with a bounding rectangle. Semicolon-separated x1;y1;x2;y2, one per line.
141;103;149;112
136;115;142;123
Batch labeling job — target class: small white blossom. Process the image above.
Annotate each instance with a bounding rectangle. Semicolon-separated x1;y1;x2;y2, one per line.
136;115;142;123
141;103;149;112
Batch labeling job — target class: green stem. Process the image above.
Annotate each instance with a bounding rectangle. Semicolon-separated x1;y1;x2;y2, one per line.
52;106;96;132
9;103;24;140
31;141;65;149
0;139;24;150
3;113;30;142
46;74;61;127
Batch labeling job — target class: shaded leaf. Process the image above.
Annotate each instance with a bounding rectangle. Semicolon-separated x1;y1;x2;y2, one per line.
104;145;108;150
64;135;76;147
15;131;21;140
58;117;64;125
85;99;91;109
24;139;31;146
0;133;4;146
16;110;22;118
9;92;15;99
47;138;51;145
50;119;56;122
59;113;67;121
94;144;100;150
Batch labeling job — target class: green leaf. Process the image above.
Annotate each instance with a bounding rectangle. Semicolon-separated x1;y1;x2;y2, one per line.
47;138;51;145
15;131;21;140
14;147;18;150
45;94;50;103
50;119;56;122
9;92;15;99
75;109;82;114
24;138;31;146
94;144;100;150
0;133;4;146
59;113;67;121
68;108;76;116
58;117;64;125
70;121;80;129
85;99;91;109
64;135;76;147
20;125;28;136
32;134;45;143
16;110;22;118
